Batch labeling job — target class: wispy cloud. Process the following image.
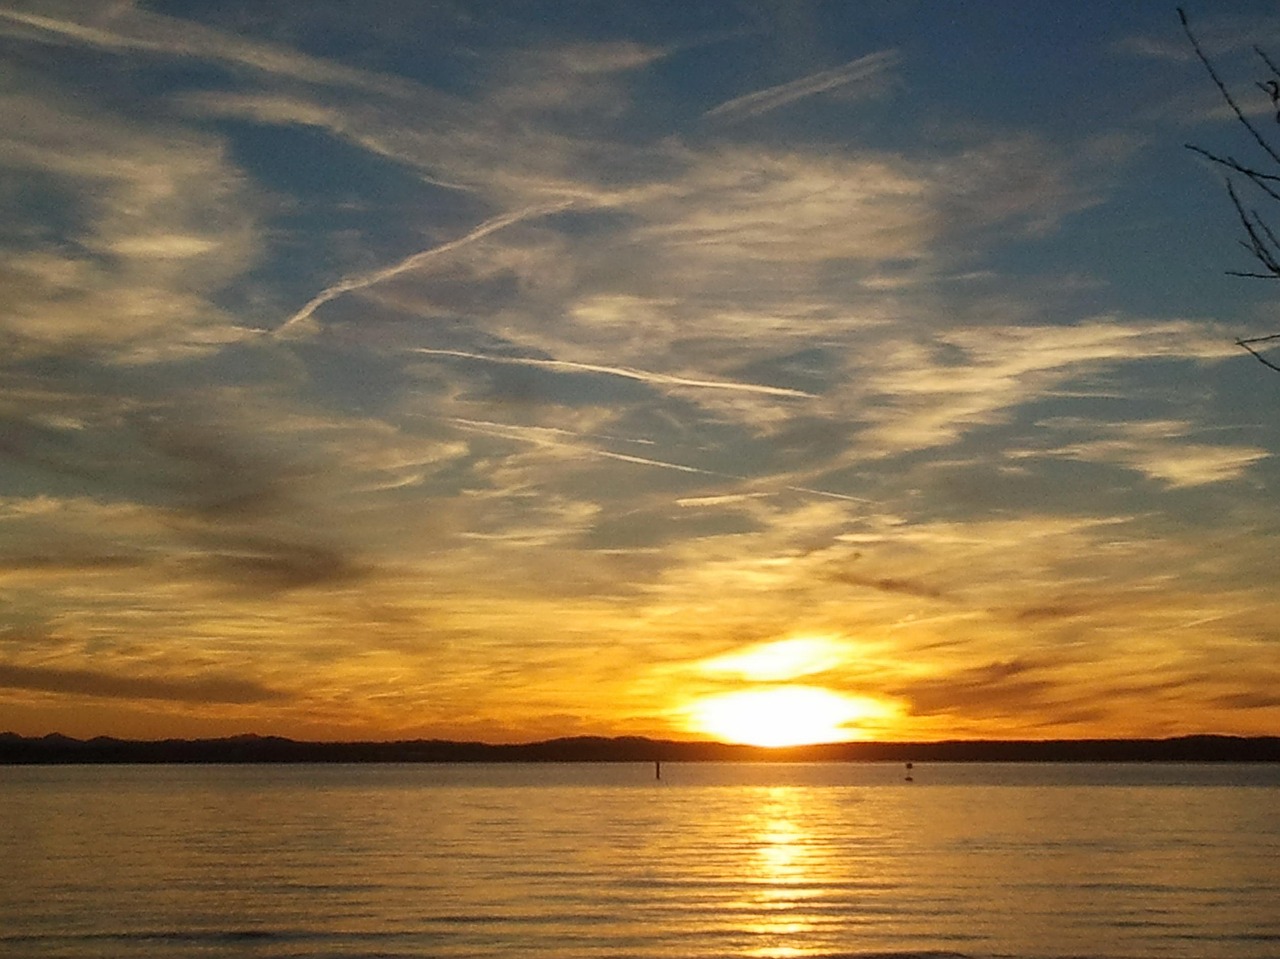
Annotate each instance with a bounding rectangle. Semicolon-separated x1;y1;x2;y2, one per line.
1039;419;1269;487
636;148;932;265
851;319;1239;455
1120;13;1280;62
0;84;257;357
487;40;669;116
0;3;420;97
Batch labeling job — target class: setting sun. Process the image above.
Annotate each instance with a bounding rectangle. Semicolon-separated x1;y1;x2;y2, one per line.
684;686;898;747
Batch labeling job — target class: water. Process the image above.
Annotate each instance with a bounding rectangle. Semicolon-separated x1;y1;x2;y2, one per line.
2;762;1278;959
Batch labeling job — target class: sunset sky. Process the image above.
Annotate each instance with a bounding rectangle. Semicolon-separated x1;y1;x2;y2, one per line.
3;0;1280;745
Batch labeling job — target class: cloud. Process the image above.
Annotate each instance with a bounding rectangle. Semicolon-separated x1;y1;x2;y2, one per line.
0;661;287;704
0;3;420;98
0;382;291;520
0;553;144;579
850;319;1239;455
705;49;898;122
0;377;396;600
929;135;1114;240
1121;12;1280;62
1213;690;1280;709
635;147;932;265
0;83;258;359
832;571;947;601
1038;419;1269;487
1120;11;1280;126
487;40;669;116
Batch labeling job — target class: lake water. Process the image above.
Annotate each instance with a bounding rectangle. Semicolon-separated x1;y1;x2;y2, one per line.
2;762;1278;959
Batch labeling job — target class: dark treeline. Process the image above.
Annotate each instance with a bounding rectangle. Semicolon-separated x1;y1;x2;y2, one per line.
2;732;1278;764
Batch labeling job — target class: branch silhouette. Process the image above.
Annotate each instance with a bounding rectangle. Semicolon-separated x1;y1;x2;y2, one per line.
1180;7;1280;373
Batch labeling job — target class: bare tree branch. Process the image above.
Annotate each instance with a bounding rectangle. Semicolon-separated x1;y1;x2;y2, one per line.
1179;8;1280;166
1180;7;1280;373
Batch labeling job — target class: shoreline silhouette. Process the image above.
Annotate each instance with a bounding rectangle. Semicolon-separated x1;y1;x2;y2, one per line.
3;732;1277;765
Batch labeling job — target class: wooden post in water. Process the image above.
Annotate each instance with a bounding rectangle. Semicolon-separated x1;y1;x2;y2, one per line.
655;760;661;780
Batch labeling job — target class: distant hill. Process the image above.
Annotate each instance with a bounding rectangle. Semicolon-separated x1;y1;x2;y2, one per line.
2;732;1278;764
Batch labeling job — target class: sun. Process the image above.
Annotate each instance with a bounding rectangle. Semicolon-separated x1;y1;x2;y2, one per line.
684;685;896;748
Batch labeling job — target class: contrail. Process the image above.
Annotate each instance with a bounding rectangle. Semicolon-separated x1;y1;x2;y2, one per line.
450;417;869;502
275;201;572;338
449;417;655;448
705;49;897;122
1176;612;1232;630
414;348;815;399
451;418;724;478
783;485;871;504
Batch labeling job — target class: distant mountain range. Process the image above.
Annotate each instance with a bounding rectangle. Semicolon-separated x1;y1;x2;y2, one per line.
2;732;1278;764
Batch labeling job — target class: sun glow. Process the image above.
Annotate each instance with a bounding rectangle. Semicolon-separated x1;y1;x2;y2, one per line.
698;636;845;682
685;685;896;747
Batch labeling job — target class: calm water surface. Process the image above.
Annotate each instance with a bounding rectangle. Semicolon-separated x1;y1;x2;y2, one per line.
3;762;1278;959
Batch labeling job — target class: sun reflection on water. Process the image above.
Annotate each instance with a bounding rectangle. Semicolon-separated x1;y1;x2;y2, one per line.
742;788;822;958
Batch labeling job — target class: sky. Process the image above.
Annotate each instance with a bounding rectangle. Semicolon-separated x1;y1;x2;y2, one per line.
2;0;1280;746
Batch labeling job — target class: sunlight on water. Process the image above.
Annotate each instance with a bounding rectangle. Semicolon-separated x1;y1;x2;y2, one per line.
2;762;1279;959
739;790;816;956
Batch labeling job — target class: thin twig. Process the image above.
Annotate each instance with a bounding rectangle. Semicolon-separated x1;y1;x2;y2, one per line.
1185;144;1280;184
1185;145;1280;218
1237;338;1280;372
1255;46;1280;85
1239;332;1280;345
1225;180;1280;274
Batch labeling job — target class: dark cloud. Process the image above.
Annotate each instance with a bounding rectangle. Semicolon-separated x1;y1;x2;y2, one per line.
183;532;370;593
832;569;946;600
0;364;292;519
133;415;297;520
1013;603;1086;622
1210;691;1280;710
0;554;145;574
0;362;370;595
0;409;105;488
0;662;288;704
896;658;1059;717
